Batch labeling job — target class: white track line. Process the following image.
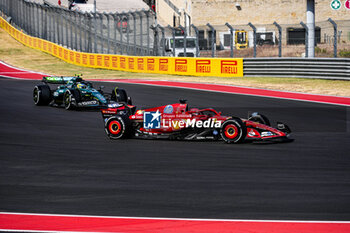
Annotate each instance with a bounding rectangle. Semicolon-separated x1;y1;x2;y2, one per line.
1;212;350;223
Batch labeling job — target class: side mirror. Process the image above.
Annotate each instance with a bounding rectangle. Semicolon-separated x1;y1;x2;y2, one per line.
99;86;105;90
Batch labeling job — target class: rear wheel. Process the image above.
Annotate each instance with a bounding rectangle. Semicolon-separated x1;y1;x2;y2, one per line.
220;117;247;144
105;116;127;139
111;87;128;103
33;85;52;105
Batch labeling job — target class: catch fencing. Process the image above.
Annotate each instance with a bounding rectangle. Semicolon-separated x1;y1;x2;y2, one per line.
0;15;244;77
1;0;349;59
0;0;156;56
180;20;350;58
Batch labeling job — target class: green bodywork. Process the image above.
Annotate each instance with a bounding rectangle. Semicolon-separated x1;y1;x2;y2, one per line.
43;76;107;107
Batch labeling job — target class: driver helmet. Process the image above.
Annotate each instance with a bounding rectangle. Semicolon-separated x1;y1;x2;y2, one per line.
77;83;87;89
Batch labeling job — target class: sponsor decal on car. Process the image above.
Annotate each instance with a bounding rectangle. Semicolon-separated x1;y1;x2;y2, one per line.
144;110;162;129
77;100;98;106
162;118;221;129
143;111;222;129
261;131;274;137
108;103;123;108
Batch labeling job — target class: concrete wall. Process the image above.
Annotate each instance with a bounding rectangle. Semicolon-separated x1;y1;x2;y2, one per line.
156;0;192;27
191;0;350;26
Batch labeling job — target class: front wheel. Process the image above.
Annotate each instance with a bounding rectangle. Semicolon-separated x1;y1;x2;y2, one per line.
64;89;80;110
220;117;247;144
105;116;127;139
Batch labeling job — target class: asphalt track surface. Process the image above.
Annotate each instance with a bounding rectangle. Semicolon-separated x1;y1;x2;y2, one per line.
0;77;350;221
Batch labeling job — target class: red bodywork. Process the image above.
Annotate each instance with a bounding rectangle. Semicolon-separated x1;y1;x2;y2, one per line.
101;103;292;142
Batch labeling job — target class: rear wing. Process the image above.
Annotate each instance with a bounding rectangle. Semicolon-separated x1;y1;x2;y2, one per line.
42;76;83;84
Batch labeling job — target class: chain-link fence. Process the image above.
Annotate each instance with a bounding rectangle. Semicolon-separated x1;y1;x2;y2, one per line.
0;0;156;55
0;0;349;58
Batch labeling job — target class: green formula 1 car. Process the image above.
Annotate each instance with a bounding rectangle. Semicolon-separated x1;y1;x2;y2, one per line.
33;75;130;110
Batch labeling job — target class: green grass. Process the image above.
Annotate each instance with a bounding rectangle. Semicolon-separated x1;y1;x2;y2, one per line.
0;48;22;55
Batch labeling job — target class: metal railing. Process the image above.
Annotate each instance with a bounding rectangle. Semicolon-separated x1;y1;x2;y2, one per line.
244;57;350;80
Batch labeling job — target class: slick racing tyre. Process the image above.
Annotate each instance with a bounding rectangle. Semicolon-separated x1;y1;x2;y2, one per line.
33;85;52;105
220;117;247;144
105;116;127;139
248;112;271;126
64;89;80;110
111;87;128;103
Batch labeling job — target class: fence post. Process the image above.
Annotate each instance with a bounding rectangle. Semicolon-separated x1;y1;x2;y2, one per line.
17;0;22;31
145;11;150;55
78;11;83;51
126;13;131;55
190;24;199;57
157;24;165;56
118;14;124;54
51;6;55;42
36;3;40;37
112;14;118;54
70;11;74;50
151;25;158;56
328;18;337;58
30;2;34;36
167;25;176;57
225;22;234;58
137;11;143;56
306;0;315;58
206;23;215;57
48;5;52;41
44;5;48;40
47;5;51;41
29;2;33;35
24;1;27;33
52;6;56;42
65;9;70;48
104;12;110;54
179;25;187;57
55;8;60;44
99;13;104;53
14;0;17;20
273;21;282;57
130;12;137;55
93;11;97;53
40;5;44;39
300;21;308;58
248;22;257;57
34;2;38;37
73;11;78;50
87;12;92;53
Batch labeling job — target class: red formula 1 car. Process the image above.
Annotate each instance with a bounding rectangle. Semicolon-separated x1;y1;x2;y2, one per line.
101;89;293;144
